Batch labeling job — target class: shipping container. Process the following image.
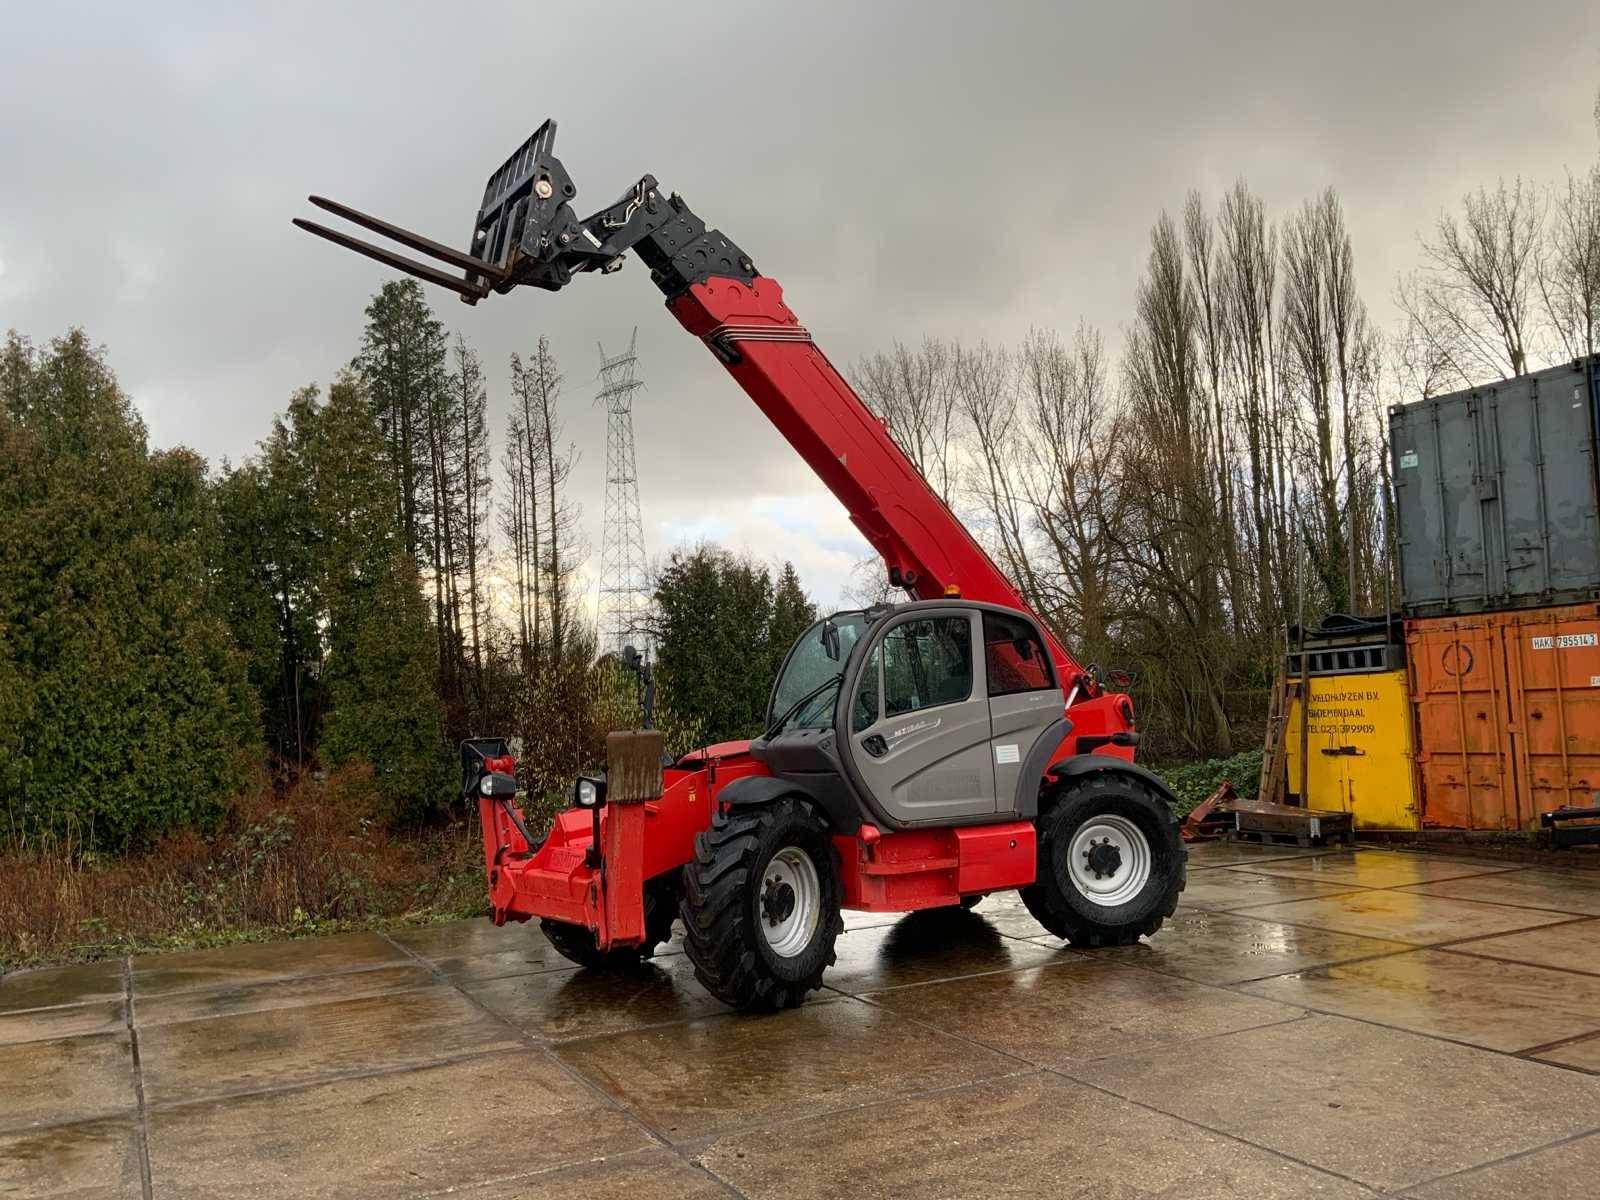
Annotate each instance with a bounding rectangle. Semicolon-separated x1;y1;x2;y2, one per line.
1408;603;1600;831
1390;356;1600;617
1282;615;1418;830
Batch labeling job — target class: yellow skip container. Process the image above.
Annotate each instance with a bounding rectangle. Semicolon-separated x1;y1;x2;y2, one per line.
1282;618;1420;832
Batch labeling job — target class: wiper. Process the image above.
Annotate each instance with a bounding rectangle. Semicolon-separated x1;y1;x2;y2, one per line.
763;672;844;739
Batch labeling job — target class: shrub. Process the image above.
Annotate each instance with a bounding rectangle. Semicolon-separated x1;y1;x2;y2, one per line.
1154;749;1264;817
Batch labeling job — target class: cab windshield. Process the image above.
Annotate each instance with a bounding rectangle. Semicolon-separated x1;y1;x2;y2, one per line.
766;611;869;733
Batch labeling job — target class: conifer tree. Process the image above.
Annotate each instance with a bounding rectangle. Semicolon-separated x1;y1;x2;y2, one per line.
0;331;256;849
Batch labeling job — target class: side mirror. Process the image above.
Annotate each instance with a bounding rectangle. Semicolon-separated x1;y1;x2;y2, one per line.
1109;668;1136;688
821;620;842;662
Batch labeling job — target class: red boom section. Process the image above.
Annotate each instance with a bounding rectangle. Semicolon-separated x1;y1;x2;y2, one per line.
668;275;1136;755
668;277;1078;671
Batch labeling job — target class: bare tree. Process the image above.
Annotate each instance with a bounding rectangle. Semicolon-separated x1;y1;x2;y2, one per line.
1399;179;1545;385
1540;165;1600;360
852;338;959;502
450;335;491;714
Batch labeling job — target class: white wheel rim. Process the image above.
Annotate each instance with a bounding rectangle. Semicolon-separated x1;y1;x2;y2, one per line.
757;846;821;958
1067;815;1153;907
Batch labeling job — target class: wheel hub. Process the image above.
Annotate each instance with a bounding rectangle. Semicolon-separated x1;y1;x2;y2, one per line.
1066;815;1154;908
754;845;822;958
1084;838;1123;879
762;878;797;925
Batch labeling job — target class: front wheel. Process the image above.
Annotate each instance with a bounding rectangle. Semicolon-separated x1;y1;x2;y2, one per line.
1021;773;1186;946
680;797;843;1011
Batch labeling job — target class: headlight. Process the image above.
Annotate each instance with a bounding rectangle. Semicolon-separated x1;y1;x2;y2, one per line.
573;776;607;808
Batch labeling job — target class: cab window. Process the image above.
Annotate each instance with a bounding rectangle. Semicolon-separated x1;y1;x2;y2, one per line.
852;645;882;733
983;611;1053;696
883;616;973;717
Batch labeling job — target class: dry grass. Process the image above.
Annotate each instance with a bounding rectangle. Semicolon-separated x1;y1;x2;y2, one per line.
0;764;486;969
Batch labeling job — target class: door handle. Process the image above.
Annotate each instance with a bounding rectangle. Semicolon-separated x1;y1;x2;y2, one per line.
862;734;888;758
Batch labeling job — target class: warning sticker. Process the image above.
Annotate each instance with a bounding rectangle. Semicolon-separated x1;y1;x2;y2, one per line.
1530;633;1597;650
994;744;1020;765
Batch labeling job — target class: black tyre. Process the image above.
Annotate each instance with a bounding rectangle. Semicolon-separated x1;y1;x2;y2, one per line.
540;872;679;969
1021;772;1186;946
680;797;843;1011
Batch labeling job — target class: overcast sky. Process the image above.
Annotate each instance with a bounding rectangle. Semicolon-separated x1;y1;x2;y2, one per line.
3;1;1598;612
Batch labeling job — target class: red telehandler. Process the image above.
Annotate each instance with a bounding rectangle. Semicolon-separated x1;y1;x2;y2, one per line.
296;121;1185;1011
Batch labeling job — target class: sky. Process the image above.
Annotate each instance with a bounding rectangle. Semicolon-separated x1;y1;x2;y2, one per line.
3;1;1598;613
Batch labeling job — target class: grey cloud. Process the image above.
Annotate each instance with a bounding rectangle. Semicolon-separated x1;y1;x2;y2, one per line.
2;1;1597;607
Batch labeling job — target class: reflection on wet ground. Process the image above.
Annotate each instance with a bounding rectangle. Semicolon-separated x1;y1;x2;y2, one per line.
4;845;1599;1197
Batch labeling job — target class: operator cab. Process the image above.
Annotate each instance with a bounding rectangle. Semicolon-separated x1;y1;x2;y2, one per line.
753;600;1071;830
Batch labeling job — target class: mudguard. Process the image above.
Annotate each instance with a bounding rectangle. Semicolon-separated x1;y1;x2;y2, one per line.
1045;752;1179;809
717;773;858;833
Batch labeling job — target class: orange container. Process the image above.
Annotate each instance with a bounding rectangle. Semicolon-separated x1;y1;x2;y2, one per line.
1408;603;1600;831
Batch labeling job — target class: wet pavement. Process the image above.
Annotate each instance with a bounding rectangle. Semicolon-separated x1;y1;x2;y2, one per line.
4;844;1600;1198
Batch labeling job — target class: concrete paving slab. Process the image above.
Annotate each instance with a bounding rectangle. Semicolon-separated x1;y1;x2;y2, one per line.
1067;1013;1600;1192
1531;1032;1600;1072
385;916;536;961
1241;948;1600;1052
1073;907;1409;986
0;998;124;1046
1246;851;1523;888
431;939;686;988
862;958;1303;1065
696;1071;1371;1199
131;931;408;995
1184;842;1336;870
1396;869;1600;916
1182;868;1368;911
0;1117;143;1198
960;891;1054;938
823;908;1066;993
449;1149;730;1199
554;996;1020;1142
1405;1130;1600;1198
464;954;727;1041
1239;889;1573;945
135;962;435;1027
1435;918;1600;976
0;1032;135;1133
0;958;124;1013
137;984;522;1105
146;1049;651;1200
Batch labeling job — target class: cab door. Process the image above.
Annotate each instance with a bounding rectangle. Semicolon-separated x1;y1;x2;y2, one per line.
982;610;1066;813
847;610;997;824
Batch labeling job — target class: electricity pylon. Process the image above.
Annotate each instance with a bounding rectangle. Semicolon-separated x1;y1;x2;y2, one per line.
595;330;651;658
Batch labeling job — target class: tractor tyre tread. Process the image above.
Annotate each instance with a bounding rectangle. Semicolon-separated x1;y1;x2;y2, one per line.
679;798;842;1012
1020;772;1186;947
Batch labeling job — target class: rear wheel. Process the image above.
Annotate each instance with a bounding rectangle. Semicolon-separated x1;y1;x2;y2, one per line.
1021;773;1185;946
681;797;843;1011
540;872;679;969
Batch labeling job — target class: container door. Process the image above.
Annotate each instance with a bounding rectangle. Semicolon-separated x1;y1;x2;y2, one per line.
1285;681;1356;811
1335;670;1419;830
1407;615;1515;830
1498;604;1600;826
